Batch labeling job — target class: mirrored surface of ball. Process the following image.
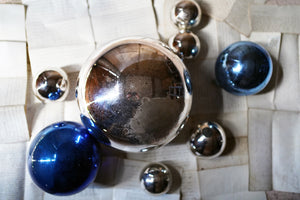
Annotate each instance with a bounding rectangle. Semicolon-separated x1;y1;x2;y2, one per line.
33;69;69;101
169;31;200;59
215;41;273;95
77;38;192;152
190;121;226;159
140;163;172;195
172;0;201;29
27;121;101;195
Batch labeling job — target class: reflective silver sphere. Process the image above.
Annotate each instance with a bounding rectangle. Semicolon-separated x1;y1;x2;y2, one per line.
169;31;200;59
33;68;69;102
140;163;172;195
190;122;226;159
77;38;192;152
171;0;201;30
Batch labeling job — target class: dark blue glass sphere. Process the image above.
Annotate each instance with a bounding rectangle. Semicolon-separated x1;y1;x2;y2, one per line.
215;41;272;95
27;121;101;196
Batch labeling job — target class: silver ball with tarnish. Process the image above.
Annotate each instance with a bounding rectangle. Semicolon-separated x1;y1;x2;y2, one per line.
140;163;172;195
33;68;69;102
171;0;201;30
190;121;226;159
169;30;200;59
77;38;192;152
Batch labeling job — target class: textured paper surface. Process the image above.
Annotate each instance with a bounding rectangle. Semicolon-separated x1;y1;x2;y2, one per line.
274;34;300;111
153;0;178;42
198;165;266;200
24;0;95;74
0;105;29;143
89;0;159;48
43;185;113;200
197;0;236;21
0;41;27;78
0;142;27;200
272;111;300;193
113;188;179;200
196;17;219;60
127;144;197;171
248;109;273;191
0;41;27;106
225;0;253;36
251;5;300;34
0;4;25;41
216;21;240;54
266;0;300;5
0;77;27;106
249;109;300;193
28;101;81;138
181;170;201;200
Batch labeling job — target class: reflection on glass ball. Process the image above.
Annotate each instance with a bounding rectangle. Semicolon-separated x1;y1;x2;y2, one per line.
33;68;69;101
27;121;101;195
140;163;172;195
169;31;200;59
172;0;201;29
215;41;273;95
77;38;192;152
190;121;226;159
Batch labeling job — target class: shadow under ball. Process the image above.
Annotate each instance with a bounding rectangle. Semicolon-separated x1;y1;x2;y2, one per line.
27;121;101;195
77;38;192;152
140;163;172;195
215;41;273;95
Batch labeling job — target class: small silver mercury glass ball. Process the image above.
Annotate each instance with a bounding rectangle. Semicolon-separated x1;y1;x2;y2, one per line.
171;0;202;30
169;30;200;59
140;163;172;195
33;68;69;102
190;122;226;159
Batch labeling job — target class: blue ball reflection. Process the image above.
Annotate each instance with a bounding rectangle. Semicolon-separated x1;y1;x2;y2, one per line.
80;114;111;146
27;121;101;195
215;41;272;95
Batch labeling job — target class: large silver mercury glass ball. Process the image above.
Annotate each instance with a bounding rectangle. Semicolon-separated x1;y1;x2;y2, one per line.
190;121;226;159
33;68;69;102
171;0;201;30
140;163;172;195
77;38;192;152
215;41;273;95
169;30;200;59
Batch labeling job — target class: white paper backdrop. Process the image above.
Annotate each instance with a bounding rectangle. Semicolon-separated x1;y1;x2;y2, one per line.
0;0;300;199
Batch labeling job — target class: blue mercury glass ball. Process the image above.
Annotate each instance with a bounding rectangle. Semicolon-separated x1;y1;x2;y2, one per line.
27;121;101;196
215;41;273;95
